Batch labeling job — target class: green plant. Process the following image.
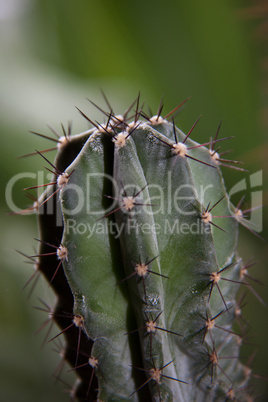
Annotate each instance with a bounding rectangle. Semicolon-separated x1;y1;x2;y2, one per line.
22;96;259;401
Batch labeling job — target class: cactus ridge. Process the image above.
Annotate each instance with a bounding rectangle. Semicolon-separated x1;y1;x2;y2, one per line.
21;95;263;401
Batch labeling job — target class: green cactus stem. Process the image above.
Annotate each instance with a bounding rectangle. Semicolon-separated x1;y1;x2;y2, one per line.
23;96;258;401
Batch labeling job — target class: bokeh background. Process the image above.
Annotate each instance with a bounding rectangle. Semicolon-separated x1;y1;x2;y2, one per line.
1;0;267;401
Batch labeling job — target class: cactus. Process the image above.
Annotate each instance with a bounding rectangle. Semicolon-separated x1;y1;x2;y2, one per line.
22;96;259;401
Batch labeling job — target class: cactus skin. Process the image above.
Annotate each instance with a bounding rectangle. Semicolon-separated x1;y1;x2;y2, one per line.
30;99;252;401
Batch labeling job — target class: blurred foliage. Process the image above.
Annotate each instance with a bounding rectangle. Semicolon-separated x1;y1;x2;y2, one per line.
1;0;267;401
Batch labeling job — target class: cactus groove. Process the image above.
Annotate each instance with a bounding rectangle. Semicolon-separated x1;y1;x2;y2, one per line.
22;95;261;401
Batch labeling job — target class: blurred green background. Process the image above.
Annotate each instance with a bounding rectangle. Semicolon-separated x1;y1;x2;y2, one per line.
1;0;267;401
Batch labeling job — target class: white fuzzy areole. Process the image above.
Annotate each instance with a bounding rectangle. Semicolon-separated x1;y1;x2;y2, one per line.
57;245;68;261
209;149;220;163
210;350;218;365
122;196;135;211
210;271;221;284
201;210;212;224
206;318;215;331
149;368;161;383
111;114;124;128
113;132;128;148
235;209;243;221
240;265;247;280
150;115;167;125
57;136;70;150
96;124;109;134
89;356;98;368
146;320;157;333
57;172;70;189
135;263;148;277
172;142;187;157
127;120;138;131
73;314;84;328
